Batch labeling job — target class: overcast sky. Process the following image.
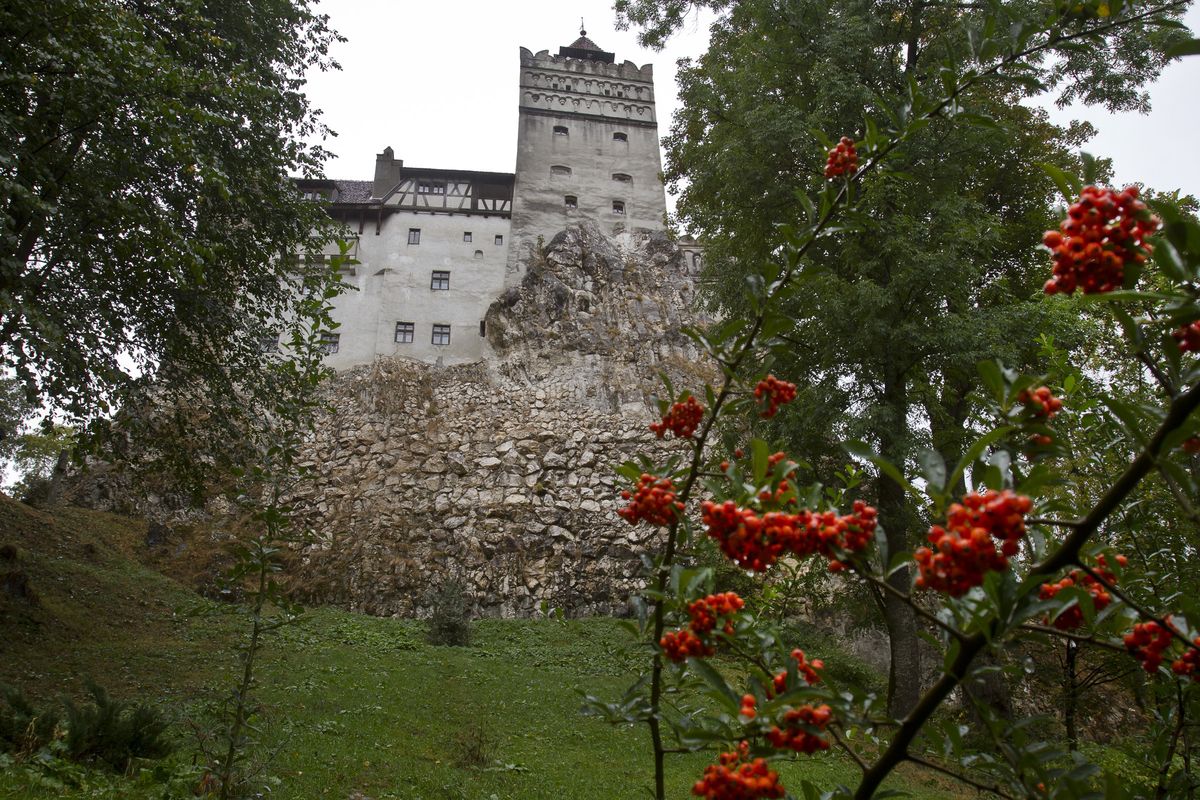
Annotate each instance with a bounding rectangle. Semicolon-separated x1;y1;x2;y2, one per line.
305;1;1199;200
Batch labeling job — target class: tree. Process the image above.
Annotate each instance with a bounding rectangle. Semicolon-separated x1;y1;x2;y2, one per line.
0;0;346;488
588;3;1200;796
616;0;1191;717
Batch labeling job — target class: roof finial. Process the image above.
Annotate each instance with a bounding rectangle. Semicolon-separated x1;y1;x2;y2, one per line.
580;17;586;36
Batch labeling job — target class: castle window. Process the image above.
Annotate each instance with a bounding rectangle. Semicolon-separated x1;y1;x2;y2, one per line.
463;232;472;242
692;253;702;270
394;322;414;343
431;270;450;291
432;324;451;346
553;125;568;136
474;249;484;259
479;320;486;337
612;173;632;183
613;132;628;142
318;332;340;355
494;235;503;245
565;195;577;209
612;201;626;215
408;228;421;245
550;165;572;176
417;180;445;195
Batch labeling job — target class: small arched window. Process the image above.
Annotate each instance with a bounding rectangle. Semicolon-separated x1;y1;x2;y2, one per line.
553;125;569;136
613;132;628;142
474;249;484;260
565;195;578;209
612;200;626;215
550;165;572;176
612;173;632;183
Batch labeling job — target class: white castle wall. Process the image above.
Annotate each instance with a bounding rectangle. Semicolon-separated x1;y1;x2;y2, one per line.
323;211;512;368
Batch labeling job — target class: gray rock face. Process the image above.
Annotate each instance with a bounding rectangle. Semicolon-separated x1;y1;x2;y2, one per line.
289;223;710;618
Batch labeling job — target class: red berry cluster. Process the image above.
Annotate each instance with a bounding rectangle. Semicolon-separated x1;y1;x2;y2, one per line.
661;629;711;661
914;490;1033;596
650;395;705;439
1038;554;1126;630
739;694;757;720
824;137;858;179
1184;437;1200;455
1042;185;1158;295
1018;386;1063;419
754;375;797;419
661;592;745;663
618;474;684;527
692;742;784;800
689;592;745;636
1173;321;1200;353
1125;620;1176;673
770;649;823;695
700;500;877;573
766;704;832;754
1172;639;1200;681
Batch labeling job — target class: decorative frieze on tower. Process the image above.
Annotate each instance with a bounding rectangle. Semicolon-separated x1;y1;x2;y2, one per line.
506;31;668;278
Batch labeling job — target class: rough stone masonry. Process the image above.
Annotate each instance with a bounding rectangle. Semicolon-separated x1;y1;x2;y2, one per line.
287;222;712;618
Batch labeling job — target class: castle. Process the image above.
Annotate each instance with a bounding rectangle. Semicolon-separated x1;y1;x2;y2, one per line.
296;30;700;369
280;31;711;618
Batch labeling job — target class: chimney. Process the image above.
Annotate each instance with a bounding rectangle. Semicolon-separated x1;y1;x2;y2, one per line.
372;146;402;199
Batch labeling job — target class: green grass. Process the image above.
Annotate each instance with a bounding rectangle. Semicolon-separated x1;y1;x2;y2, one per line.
0;496;959;799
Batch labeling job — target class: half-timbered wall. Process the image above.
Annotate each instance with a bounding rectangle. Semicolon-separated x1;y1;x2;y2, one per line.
383;175;514;215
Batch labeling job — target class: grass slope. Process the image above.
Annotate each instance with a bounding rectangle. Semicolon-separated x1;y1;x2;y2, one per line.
0;496;957;799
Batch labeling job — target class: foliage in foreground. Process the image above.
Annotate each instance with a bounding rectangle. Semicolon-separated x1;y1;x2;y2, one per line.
1;682;172;774
0;0;348;495
599;1;1200;799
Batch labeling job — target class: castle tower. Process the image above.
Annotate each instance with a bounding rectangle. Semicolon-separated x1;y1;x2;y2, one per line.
507;31;667;276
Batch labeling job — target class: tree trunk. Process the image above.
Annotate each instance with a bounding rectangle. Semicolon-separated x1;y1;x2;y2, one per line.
1064;638;1079;750
878;366;922;718
43;448;70;509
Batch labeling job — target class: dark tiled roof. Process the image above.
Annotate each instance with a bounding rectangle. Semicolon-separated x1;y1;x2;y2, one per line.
334;179;374;203
568;34;603;51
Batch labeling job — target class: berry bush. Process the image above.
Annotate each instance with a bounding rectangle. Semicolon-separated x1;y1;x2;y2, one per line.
588;2;1200;798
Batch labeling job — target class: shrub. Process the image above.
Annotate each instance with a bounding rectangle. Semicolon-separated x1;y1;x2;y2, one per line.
427;578;472;646
0;569;36;603
61;681;173;773
0;684;60;755
452;723;496;768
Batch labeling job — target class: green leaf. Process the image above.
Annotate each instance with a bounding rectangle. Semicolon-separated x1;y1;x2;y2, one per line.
751;438;770;484
1165;39;1200;58
947;426;1014;495
1036;162;1082;200
917;448;947;492
843;440;917;497
689;658;739;709
977;360;1005;401
658;371;675;403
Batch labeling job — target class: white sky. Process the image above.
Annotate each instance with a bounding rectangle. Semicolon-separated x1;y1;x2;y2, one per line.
305;1;1200;199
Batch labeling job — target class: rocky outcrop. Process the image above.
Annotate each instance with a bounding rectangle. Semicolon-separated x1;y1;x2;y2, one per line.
289;223;710;617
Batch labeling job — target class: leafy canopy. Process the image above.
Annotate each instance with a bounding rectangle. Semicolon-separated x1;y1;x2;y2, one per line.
0;0;347;481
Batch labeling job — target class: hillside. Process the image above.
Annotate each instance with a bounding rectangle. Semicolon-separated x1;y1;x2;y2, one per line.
0;495;960;799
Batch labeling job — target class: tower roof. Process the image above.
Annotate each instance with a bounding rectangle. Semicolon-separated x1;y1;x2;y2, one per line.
558;26;615;63
568;33;603;51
